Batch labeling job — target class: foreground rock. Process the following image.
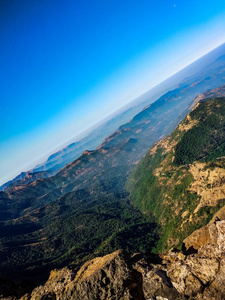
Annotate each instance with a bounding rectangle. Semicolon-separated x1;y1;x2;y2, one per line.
163;219;225;299
1;219;224;300
19;249;183;300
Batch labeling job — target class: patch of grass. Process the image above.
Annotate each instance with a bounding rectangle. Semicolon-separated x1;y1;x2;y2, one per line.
197;200;225;222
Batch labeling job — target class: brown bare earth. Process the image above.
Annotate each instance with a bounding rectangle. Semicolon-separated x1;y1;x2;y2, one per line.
188;162;225;213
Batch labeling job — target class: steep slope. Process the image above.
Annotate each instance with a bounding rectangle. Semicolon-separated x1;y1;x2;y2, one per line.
127;96;225;252
0;141;158;284
3;82;225;222
1;84;225;284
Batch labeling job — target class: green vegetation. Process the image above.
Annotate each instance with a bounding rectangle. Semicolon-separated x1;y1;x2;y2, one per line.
196;199;225;222
174;98;225;165
127;98;225;252
128;155;201;252
2;97;225;285
0;187;158;283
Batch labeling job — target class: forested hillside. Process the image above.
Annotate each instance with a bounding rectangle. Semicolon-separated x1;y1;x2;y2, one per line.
1;84;225;286
127;97;225;251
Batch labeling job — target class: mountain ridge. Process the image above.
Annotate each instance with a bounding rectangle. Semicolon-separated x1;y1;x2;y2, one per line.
1;91;225;298
0;50;225;288
2;43;225;191
127;95;225;252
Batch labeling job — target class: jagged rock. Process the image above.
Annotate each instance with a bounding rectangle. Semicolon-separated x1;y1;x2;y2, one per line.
165;220;225;299
130;253;185;300
183;222;213;251
183;218;225;253
19;267;74;300
209;257;225;295
15;220;225;300
167;258;202;296
60;249;144;300
217;219;225;252
20;250;145;300
18;250;183;300
186;256;219;285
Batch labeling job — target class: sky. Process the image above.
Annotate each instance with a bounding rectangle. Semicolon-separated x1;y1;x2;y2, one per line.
1;0;225;185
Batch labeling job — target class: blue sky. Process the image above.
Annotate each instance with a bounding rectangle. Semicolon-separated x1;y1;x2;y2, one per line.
1;0;225;185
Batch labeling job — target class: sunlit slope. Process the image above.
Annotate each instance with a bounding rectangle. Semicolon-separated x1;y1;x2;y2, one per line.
127;97;225;251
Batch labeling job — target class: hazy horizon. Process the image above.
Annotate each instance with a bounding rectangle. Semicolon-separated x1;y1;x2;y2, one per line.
1;0;225;185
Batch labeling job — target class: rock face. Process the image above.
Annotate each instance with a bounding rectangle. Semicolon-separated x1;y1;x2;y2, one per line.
8;219;224;300
20;250;145;300
18;249;183;300
183;219;225;252
164;219;225;299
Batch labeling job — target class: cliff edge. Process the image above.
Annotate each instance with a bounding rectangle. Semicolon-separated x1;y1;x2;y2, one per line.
0;218;222;300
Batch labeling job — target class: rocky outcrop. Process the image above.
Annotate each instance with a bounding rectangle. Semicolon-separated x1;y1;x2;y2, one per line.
18;249;184;300
19;250;145;300
183;218;225;252
164;219;225;299
3;219;221;300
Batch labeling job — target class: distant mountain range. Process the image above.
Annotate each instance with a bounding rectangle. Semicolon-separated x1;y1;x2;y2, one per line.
2;89;225;300
2;43;225;191
0;44;225;289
